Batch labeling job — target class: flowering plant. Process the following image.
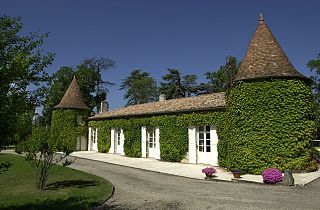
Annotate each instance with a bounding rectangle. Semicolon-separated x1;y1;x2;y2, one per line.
262;168;282;184
201;167;217;177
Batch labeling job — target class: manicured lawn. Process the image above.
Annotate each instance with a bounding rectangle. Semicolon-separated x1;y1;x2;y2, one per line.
0;154;113;210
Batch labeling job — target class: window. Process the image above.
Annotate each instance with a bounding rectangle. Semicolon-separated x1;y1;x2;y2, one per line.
115;129;121;146
198;126;211;152
91;128;97;143
147;127;156;148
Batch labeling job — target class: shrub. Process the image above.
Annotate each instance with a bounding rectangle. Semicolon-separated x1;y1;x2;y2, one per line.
306;160;318;172
201;167;217;176
262;168;283;184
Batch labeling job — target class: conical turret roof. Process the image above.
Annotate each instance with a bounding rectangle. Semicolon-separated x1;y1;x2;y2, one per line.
234;14;307;82
54;76;90;110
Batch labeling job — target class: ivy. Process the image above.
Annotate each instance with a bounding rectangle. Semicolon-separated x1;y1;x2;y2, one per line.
51;109;89;153
225;79;317;174
89;111;225;162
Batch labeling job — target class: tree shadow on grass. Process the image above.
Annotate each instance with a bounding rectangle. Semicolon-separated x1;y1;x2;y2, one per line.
1;196;99;210
45;179;98;190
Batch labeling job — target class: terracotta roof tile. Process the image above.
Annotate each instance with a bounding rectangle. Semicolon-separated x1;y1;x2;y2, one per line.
90;92;225;120
54;77;90;110
234;15;307;81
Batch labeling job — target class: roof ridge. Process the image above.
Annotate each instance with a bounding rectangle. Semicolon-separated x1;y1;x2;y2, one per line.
91;92;225;119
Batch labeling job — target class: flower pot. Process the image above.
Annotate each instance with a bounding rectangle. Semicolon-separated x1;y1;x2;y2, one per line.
232;172;241;178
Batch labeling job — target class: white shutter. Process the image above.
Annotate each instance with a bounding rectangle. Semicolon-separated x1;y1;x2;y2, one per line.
120;128;125;155
110;128;115;153
155;127;160;160
141;126;147;157
88;127;92;151
210;126;219;166
188;126;197;164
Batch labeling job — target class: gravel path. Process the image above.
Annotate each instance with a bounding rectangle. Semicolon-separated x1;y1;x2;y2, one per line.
70;157;320;210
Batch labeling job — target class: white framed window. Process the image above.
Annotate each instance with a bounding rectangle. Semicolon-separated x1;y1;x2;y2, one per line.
147;127;156;148
115;128;121;146
198;126;211;153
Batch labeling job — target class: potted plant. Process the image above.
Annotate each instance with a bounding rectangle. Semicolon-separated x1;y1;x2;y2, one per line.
262;168;282;184
231;169;241;178
201;167;217;179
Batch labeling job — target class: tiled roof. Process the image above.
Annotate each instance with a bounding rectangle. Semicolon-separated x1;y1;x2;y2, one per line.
90;92;225;120
54;77;90;110
234;15;307;82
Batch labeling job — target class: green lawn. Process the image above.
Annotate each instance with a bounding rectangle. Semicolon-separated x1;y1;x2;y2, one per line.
0;154;113;210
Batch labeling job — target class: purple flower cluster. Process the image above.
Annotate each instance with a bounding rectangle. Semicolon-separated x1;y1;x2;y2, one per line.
315;158;320;163
262;168;283;184
201;167;217;176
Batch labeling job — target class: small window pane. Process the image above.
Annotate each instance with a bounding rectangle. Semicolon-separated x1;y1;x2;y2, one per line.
199;140;204;146
206;146;211;152
199;126;204;132
199;146;204;152
199;133;204;139
206;126;210;132
206;140;211;145
206;133;210;139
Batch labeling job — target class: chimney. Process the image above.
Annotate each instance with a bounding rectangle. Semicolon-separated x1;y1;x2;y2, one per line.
159;94;166;102
100;101;108;113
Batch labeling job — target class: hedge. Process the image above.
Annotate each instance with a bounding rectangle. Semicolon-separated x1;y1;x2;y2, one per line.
88;111;225;162
224;79;317;174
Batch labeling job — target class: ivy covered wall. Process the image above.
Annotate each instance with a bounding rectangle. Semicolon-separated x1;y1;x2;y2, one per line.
51;109;89;153
224;79;317;174
88;111;225;162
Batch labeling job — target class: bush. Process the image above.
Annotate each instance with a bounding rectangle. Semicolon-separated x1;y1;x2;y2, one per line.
306;160;318;172
262;168;283;184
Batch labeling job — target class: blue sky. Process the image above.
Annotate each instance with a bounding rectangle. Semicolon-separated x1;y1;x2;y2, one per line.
2;0;320;110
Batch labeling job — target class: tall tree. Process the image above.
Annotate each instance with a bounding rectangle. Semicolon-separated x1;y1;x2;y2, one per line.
41;62;108;124
202;56;239;94
308;54;320;104
0;16;54;149
160;68;185;99
308;53;320;138
120;69;158;106
83;57;115;113
182;74;198;97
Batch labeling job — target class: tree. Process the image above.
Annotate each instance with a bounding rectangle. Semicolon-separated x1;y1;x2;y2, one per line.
159;69;185;99
182;74;198;97
23;127;74;189
41;59;114;124
120;69;158;106
308;54;320;138
0;16;54;149
308;54;320;104
83;57;115;113
202;56;239;94
41;66;74;125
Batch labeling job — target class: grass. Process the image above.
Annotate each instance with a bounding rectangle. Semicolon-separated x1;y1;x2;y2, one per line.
0;154;113;210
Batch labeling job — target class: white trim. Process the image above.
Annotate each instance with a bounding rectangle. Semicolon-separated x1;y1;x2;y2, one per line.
141;126;147;157
155;127;160;160
110;128;115;153
188;126;197;164
120;128;125;155
88;127;92;151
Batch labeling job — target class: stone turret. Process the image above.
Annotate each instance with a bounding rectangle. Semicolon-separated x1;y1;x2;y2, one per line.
223;15;316;174
52;76;90;152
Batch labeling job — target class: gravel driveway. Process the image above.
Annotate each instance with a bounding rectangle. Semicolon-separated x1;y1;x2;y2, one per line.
69;157;320;210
